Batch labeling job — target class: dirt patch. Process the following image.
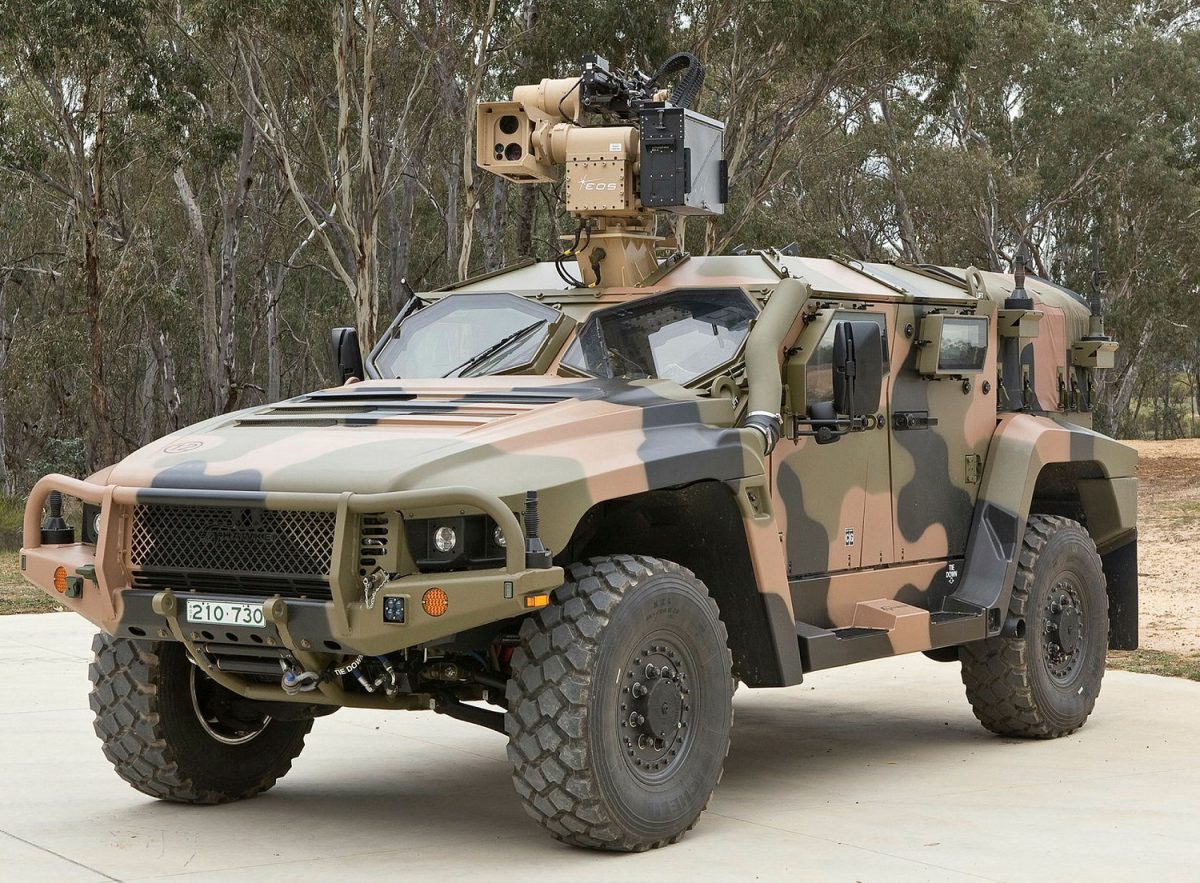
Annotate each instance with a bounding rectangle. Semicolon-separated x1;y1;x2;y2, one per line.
1122;439;1200;655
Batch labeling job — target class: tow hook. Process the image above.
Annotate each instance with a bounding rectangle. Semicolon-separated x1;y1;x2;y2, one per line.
280;662;321;695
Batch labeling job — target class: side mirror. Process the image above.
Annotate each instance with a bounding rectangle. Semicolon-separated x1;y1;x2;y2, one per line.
330;327;365;384
832;320;883;416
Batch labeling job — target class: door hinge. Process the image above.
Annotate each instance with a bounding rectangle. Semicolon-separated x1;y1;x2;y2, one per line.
965;453;982;484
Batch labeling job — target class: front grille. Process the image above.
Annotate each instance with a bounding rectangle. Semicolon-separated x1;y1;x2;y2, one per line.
130;505;337;598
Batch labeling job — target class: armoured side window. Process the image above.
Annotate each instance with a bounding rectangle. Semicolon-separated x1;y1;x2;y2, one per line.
805;312;889;406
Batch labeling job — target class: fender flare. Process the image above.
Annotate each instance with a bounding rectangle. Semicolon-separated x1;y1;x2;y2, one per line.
948;414;1137;645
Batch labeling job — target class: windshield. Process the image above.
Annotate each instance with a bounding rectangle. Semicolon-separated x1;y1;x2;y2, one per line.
562;288;757;384
373;293;560;378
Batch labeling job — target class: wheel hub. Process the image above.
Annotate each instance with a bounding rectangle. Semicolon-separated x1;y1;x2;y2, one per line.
1043;582;1086;682
619;642;692;778
1050;604;1081;654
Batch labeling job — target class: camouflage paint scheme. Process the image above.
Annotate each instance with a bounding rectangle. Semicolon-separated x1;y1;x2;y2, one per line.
21;253;1137;706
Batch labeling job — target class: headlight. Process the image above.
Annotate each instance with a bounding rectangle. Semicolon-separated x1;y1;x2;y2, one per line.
433;525;458;553
405;515;513;571
82;503;102;546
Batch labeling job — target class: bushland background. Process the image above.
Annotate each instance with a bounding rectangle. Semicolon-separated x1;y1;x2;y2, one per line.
1;1;1198;671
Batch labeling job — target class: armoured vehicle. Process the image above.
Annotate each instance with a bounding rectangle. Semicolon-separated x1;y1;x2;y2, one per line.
21;53;1137;851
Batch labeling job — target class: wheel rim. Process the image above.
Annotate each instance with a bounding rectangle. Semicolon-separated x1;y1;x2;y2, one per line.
1042;574;1087;685
617;635;696;783
189;665;271;745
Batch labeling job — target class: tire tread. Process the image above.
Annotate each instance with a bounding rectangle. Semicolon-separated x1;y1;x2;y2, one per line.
959;515;1106;739
88;633;310;804
505;554;732;851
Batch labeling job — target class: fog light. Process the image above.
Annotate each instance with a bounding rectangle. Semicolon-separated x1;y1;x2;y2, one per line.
422;588;449;617
493;525;506;548
383;596;406;624
433;525;457;553
53;566;68;594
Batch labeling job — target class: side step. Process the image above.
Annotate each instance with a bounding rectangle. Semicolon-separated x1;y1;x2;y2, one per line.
797;600;986;673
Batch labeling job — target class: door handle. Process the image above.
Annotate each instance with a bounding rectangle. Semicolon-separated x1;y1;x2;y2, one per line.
893;411;938;431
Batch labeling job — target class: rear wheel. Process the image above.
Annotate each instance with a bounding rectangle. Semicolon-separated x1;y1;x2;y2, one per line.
89;634;312;803
506;555;733;851
960;515;1108;738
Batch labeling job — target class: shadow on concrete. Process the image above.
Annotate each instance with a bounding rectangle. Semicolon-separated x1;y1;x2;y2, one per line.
85;686;1012;854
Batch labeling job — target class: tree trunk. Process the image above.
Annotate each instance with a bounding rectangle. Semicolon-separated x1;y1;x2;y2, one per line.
85;153;114;469
216;102;258;413
456;0;498;280
173;166;221;412
138;338;158;445
150;330;182;433
516;186;536;258
266;284;281;401
444;159;460;279
879;89;924;263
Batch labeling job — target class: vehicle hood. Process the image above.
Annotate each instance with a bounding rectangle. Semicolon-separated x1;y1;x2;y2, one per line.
105;377;756;506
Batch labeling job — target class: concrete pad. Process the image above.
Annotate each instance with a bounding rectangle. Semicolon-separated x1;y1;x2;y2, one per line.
1;611;1197;881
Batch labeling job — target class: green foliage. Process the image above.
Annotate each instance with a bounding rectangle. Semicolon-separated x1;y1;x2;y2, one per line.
0;0;1198;490
26;438;89;482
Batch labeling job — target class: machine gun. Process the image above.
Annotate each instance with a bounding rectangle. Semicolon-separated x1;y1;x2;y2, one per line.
476;52;726;287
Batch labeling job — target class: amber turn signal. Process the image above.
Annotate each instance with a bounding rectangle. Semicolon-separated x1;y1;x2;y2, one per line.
53;566;68;594
523;593;550;609
421;587;449;617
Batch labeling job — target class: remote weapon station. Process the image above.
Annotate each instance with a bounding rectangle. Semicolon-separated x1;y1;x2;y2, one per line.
22;52;1136;851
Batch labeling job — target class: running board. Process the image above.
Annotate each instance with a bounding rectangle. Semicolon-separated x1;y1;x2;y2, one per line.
796;600;987;673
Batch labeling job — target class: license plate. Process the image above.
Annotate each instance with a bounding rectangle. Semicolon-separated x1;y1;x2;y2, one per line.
185;599;266;629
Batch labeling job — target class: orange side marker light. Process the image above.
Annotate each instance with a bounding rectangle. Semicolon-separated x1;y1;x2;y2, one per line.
422;588;449;617
523;594;550;609
53;566;68;594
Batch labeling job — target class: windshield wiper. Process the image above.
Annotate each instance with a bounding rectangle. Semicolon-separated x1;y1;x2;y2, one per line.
442;319;548;378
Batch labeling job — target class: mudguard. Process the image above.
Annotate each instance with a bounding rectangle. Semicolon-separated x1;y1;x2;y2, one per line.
948;413;1138;647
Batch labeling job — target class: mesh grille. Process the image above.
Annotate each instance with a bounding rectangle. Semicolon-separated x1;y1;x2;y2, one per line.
130;505;336;578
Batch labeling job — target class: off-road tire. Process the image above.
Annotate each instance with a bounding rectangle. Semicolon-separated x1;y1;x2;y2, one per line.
89;633;312;804
506;555;734;851
960;515;1108;738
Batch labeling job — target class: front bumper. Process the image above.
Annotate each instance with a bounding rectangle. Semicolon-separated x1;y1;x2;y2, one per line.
22;474;563;684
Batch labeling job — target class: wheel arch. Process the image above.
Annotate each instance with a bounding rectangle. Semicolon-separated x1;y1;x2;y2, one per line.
559;480;803;686
950;414;1138;649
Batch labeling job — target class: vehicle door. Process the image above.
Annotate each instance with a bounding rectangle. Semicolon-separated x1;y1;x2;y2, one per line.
887;302;996;564
772;304;895;579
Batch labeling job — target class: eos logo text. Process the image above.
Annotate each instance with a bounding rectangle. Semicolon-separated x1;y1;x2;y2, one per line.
578;180;618;192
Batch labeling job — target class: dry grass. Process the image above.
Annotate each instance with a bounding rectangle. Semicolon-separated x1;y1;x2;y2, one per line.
1107;649;1200;682
0;552;62;615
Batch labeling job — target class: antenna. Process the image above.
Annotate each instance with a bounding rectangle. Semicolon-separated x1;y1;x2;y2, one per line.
1089;235;1104;318
1087;234;1108;338
1005;241;1034;310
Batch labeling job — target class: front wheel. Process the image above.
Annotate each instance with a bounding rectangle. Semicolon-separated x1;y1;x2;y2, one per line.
959;515;1108;738
506;555;734;851
89;634;312;804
